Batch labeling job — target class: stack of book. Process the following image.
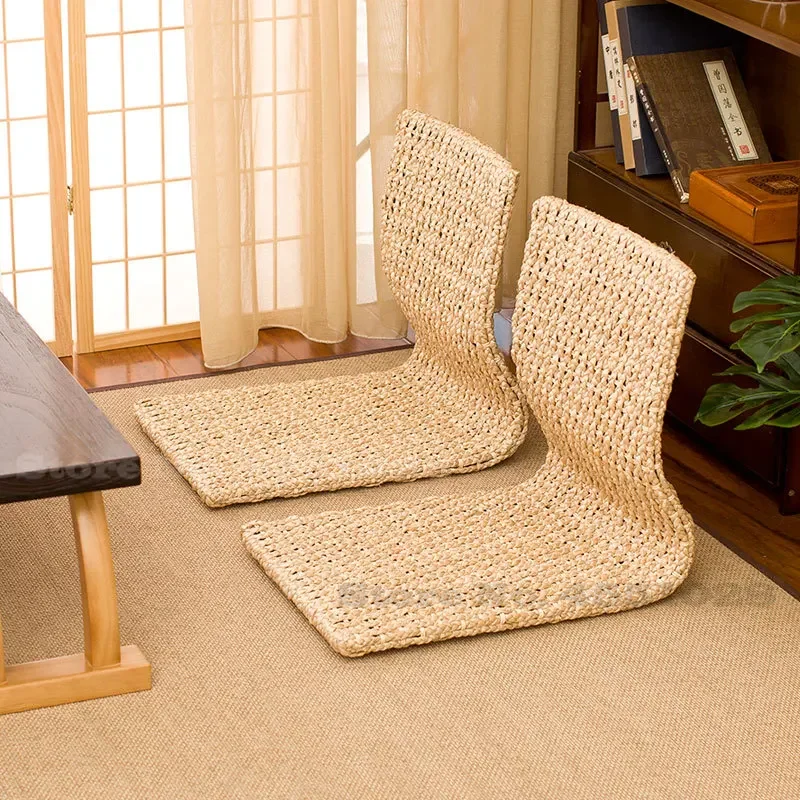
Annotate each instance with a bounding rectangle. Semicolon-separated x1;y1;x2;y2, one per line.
598;0;798;243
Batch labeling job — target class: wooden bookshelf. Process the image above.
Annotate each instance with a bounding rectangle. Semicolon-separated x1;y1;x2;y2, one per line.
576;1;800;177
571;0;800;513
668;0;800;57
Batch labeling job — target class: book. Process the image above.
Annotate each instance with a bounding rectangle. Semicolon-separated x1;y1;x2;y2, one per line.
597;0;624;164
605;2;635;169
617;1;737;177
689;161;800;244
628;47;771;202
608;0;659;173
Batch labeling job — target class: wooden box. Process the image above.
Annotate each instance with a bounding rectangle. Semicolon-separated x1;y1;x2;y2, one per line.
689;162;800;244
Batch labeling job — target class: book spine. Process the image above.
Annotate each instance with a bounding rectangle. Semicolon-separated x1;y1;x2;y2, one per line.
601;34;617;112
608;11;634;170
597;1;623;163
616;7;642;173
628;56;689;202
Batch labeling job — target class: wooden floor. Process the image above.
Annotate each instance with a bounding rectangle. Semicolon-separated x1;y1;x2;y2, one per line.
61;328;410;391
662;426;800;597
61;327;800;597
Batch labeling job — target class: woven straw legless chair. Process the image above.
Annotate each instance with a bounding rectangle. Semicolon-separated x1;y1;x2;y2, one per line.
242;197;697;657
135;110;527;507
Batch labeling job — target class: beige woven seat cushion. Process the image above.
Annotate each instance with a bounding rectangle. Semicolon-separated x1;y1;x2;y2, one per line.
243;197;697;656
135;110;526;507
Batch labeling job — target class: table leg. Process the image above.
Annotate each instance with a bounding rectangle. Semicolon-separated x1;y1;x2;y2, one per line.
0;491;151;715
71;491;122;669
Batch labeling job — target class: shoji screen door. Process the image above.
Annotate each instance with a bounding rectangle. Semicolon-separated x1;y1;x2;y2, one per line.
0;0;71;355
68;0;199;353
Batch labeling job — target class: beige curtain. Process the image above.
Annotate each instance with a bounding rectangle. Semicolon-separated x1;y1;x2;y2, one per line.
368;0;578;305
184;0;577;367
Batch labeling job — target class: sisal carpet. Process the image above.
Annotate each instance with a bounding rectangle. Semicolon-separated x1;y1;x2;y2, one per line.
0;351;798;799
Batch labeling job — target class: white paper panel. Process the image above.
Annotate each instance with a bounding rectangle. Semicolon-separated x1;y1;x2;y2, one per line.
6;41;46;117
128;256;163;328
91;187;125;262
13;194;51;270
127;183;162;257
126;108;162;183
92;261;126;334
86;36;122;112
166;253;199;324
88;112;124;187
16;268;54;340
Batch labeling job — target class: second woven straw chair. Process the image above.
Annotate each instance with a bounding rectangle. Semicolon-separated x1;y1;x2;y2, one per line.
135;110;527;507
242;197;697;657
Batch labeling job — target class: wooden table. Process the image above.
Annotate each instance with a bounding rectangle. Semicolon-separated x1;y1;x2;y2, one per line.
0;294;150;714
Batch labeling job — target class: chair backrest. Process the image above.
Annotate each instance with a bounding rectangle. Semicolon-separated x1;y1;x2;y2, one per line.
512;197;695;501
381;110;518;358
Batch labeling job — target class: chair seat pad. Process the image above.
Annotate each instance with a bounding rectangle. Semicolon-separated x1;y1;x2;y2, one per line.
241;457;694;657
136;110;526;507
136;354;526;507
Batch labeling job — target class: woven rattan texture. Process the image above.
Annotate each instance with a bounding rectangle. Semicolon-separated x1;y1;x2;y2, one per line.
242;197;697;657
135;110;527;507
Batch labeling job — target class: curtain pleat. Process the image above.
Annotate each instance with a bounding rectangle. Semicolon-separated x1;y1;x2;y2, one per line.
184;0;257;368
184;0;577;367
360;0;408;337
299;0;352;342
377;0;578;305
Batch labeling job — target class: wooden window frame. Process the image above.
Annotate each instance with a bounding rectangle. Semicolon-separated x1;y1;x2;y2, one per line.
0;0;72;356
67;0;200;354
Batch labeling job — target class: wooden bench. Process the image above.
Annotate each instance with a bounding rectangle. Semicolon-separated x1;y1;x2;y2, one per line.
0;294;150;714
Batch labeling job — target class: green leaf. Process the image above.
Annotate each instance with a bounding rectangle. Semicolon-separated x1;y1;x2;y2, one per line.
717;364;794;391
735;396;799;430
695;383;778;426
733;289;800;313
753;276;800;295
730;310;800;333
731;320;800;372
766;403;800;428
777;351;800;383
698;274;800;430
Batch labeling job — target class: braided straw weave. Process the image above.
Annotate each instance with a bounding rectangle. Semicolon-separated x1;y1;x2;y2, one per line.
135;110;527;507
242;197;697;657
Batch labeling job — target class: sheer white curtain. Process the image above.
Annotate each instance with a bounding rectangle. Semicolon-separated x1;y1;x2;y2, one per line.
368;0;578;304
183;0;577;367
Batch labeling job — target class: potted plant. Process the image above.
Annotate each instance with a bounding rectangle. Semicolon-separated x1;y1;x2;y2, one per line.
696;275;800;430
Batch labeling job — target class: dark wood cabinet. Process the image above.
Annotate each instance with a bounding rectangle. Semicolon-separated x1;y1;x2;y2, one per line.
671;328;783;487
571;0;800;513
